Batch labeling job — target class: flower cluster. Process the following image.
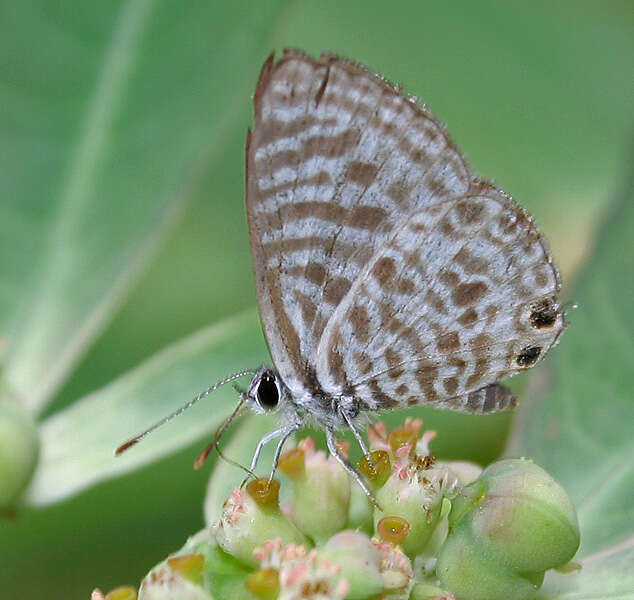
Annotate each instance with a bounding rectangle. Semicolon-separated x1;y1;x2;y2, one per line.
95;419;580;600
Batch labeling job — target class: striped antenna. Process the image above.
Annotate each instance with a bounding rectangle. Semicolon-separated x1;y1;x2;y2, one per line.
115;369;255;455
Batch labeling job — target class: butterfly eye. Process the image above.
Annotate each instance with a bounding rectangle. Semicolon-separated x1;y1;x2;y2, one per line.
256;373;279;410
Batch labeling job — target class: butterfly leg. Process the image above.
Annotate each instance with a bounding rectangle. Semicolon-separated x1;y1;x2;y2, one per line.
326;427;382;510
267;425;299;485
340;407;370;456
240;426;287;487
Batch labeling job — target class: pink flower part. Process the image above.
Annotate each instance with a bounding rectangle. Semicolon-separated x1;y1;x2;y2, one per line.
372;538;414;591
281;543;307;562
218;488;248;525
91;590;105;600
255;540;311;571
404;417;423;436
368;421;389;451
393;459;409;480
336;579;350;596
416;429;437;456
335;439;350;459
285;562;309;585
280;499;294;520
277;547;348;600
298;437;328;465
298;437;316;454
253;538;283;563
395;444;412;459
297;436;347;471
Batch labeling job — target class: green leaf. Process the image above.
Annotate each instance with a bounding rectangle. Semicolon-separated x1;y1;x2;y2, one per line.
507;157;634;594
0;0;291;414
26;309;267;505
538;539;634;600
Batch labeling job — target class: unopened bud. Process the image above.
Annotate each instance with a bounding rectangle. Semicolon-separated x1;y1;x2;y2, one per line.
437;458;580;600
320;531;384;599
212;485;307;567
284;438;350;543
375;465;456;557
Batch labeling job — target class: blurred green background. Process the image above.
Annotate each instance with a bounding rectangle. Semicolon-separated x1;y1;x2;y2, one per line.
0;1;632;598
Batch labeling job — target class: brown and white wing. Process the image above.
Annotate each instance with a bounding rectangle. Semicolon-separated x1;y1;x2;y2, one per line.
247;50;470;396
316;183;565;413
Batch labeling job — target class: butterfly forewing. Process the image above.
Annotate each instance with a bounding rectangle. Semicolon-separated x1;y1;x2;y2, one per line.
247;50;470;401
317;184;564;412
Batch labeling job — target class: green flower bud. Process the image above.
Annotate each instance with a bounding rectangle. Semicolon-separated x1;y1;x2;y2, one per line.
281;438;350;543
456;458;579;572
320;531;384;599
345;480;374;534
437;458;580;600
138;559;211;600
375;462;459;557
212;482;308;567
437;527;544;600
0;399;39;511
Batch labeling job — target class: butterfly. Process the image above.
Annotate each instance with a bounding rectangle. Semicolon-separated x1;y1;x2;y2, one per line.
118;49;566;502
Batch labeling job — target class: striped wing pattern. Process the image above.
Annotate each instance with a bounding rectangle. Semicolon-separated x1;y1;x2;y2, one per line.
247;50;469;401
247;49;564;416
317;184;564;412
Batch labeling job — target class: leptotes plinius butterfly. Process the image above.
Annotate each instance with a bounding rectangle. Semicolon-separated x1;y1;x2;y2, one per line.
118;49;566;501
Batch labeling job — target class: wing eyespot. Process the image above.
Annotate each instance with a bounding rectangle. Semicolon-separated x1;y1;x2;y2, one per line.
516;346;542;367
530;298;558;329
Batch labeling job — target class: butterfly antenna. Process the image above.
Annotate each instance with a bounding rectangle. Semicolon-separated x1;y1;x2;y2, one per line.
115;369;255;455
194;398;248;468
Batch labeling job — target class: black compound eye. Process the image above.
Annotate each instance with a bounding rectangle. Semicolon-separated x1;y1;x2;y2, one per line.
256;373;279;410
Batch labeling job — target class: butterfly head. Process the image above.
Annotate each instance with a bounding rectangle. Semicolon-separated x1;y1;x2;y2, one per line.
245;366;288;415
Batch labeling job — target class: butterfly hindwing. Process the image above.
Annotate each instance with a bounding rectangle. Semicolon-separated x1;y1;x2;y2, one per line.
316;184;564;412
